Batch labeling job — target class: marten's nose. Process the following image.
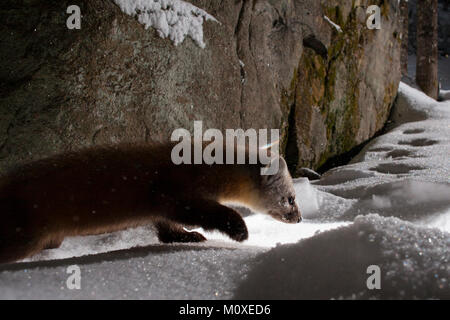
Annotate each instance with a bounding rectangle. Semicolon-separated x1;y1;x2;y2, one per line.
294;205;302;223
284;210;302;223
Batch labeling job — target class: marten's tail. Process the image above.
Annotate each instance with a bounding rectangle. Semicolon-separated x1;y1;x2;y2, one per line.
0;197;42;264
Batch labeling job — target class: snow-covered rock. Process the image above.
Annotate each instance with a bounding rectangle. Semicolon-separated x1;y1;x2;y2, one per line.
113;0;218;48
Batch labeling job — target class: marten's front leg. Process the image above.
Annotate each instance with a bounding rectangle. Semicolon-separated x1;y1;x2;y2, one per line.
155;220;206;243
167;199;249;242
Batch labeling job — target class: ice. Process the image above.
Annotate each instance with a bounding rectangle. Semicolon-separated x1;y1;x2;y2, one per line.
1;82;449;299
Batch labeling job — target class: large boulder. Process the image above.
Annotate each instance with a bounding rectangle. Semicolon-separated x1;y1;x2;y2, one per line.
285;0;402;173
0;0;402;175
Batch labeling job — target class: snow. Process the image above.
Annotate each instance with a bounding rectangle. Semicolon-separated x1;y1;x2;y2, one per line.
0;82;449;299
440;89;450;101
324;15;343;33
113;0;218;48
234;214;449;299
419;209;450;233
0;245;261;299
197;215;348;248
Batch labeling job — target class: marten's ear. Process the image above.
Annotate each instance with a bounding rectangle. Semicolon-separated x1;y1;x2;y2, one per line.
259;139;279;158
278;156;287;172
261;156;285;179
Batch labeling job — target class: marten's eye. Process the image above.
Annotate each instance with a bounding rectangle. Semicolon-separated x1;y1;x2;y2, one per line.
288;196;295;205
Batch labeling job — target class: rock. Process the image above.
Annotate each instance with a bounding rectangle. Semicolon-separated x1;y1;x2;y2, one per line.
295;168;321;181
284;0;402;172
0;0;402;176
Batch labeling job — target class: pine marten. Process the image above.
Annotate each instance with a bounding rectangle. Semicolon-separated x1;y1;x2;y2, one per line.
0;143;301;264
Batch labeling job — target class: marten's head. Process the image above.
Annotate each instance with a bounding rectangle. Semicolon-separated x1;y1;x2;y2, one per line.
253;157;302;224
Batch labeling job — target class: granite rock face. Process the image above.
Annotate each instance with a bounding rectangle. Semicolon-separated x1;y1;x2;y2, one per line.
285;0;402;173
0;0;402;175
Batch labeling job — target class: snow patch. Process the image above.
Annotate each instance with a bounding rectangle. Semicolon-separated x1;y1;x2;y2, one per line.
113;0;218;48
324;15;343;33
293;178;319;217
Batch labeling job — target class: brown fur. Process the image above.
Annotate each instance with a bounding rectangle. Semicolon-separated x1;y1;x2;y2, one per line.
0;142;300;264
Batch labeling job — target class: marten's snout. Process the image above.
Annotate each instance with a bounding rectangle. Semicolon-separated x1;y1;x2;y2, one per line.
282;206;302;224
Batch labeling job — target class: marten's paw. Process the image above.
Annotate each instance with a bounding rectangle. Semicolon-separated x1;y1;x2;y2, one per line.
224;216;248;242
156;221;207;244
177;230;207;243
158;227;207;244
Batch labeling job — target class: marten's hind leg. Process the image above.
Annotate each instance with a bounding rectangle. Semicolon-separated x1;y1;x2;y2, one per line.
0;235;46;264
155;220;206;243
0;198;46;264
